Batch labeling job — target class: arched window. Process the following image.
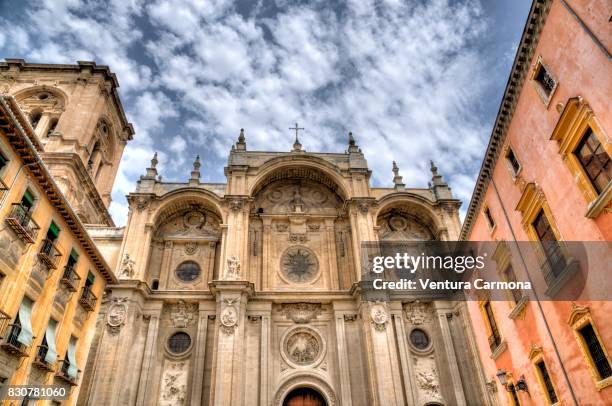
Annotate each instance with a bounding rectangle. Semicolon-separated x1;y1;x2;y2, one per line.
46;118;58;136
30;110;42;130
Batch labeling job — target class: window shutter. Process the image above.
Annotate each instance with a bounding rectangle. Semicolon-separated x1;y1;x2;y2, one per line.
48;222;60;239
86;272;95;285
70;249;79;262
44;319;58;364
17;297;34;347
22;190;35;206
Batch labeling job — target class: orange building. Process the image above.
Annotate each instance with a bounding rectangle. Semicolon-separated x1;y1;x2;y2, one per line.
461;0;611;405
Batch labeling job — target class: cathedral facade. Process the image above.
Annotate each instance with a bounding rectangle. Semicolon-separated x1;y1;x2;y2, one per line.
77;133;489;406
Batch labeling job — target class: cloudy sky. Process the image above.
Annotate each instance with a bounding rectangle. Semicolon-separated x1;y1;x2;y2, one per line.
0;0;531;225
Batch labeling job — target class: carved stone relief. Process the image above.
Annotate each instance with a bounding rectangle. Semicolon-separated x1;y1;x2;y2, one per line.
220;297;239;335
281;303;322;324
405;301;433;325
155;210;221;239
170;300;197;328
107;297;128;334
282;327;324;367
370;302;389;332
378;212;434;241
160;361;188;406
280;246;318;283
224;255;241;280
414;356;443;403
119;253;135;279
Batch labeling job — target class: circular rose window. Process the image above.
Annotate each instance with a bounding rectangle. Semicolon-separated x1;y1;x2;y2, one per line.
175;261;201;282
280;246;319;283
409;328;430;350
167;332;192;354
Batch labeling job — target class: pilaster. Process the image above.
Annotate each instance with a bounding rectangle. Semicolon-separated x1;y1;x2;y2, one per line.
435;302;467;406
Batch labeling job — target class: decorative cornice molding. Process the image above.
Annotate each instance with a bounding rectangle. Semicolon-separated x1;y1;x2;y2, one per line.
460;0;551;240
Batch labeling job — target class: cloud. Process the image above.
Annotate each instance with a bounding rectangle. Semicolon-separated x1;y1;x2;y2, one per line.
1;0;507;225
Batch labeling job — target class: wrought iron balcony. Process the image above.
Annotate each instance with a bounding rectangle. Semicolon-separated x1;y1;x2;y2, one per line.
33;344;56;372
55;359;79;386
79;286;97;312
0;177;7;200
4;203;39;244
0;323;30;357
38;238;62;270
60;265;81;292
0;310;10;340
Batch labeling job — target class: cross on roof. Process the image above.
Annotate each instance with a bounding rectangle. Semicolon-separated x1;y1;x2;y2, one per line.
289;122;304;142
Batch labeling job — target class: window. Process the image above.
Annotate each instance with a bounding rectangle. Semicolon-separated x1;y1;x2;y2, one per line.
508;383;521;406
38;319;58;366
532;209;566;279
67;249;79;269
29;110;42;129
409;329;430;350
151;279;159;290
21;189;35;212
550;97;611;218
531;57;557;105
574;127;611;194
85;271;95;288
482;301;502;352
536;360;558;404
175;261;201;282
0;151;8;173
167;332;191;354
483;206;495;230
506;147;521;177
46;118;58;136
579;324;612;380
503;265;522;304
61;336;79;380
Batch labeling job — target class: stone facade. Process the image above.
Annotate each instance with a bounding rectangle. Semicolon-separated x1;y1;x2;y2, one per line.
78;133;489;405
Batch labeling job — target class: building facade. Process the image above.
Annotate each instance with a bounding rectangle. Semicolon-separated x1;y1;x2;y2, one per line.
77;134;490;406
462;0;611;405
0;95;116;405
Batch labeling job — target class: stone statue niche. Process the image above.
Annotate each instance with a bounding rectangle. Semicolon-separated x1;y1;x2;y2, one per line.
147;208;222;290
249;178;352;290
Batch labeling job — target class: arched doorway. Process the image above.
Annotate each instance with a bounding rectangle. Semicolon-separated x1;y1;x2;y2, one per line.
283;387;327;406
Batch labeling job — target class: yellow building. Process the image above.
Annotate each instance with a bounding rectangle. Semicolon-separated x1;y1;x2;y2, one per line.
0;91;118;403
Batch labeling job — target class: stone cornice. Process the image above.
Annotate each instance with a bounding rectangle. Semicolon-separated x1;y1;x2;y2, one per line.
0;95;116;283
460;0;551;241
1;59;134;140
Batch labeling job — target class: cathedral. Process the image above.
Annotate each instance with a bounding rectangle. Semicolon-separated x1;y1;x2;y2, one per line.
0;60;489;406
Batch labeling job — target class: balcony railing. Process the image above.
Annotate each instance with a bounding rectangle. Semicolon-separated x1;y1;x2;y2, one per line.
79;286;97;312
55;359;79;386
5;203;39;244
0;323;30;357
0;310;9;339
60;265;81;292
38;238;62;270
33;345;56;372
0;177;7;200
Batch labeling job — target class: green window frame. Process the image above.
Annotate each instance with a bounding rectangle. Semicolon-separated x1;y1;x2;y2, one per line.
48;222;60;240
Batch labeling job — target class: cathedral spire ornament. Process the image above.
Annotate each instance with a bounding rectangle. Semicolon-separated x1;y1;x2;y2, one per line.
190;155;201;184
290;122;304;152
141;152;158;180
347;131;360;153
236;128;246;151
392;161;405;189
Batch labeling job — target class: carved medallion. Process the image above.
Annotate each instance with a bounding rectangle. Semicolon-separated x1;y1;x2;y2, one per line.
170;300;197;328
184;211;205;229
280;246;318;283
220;300;239;335
370;303;389;331
184;242;198;256
405;301;433;325
282;327;324;367
389;215;408;231
107;297;128;334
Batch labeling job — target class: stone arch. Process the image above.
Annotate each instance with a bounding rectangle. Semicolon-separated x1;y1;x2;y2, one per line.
249;157;350;201
13;86;68;136
274;372;337;406
375;193;445;240
13;85;69;109
152;189;225;226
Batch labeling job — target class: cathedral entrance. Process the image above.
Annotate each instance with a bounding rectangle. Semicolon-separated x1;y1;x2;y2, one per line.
282;387;327;406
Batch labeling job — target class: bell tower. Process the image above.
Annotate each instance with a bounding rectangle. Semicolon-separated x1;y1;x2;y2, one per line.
0;59;134;225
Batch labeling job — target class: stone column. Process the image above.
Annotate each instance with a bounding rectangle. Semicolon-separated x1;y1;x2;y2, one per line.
135;312;161;406
209;280;254;406
325;218;340;290
435;303;467;406
190;301;215;404
333;305;353;406
259;302;272;406
391;303;419;405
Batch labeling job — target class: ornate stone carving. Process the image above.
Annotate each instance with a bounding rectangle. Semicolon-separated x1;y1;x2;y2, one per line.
405;301;433;325
170;300;197;328
276;222;289;232
307;223;321;232
283;327;322;366
155;210;220;239
228;198;244;212
289;233;308;243
370;303;389;331
224;255;241;280
343;314;357;322
184;242;198;256
220;298;239;335
160;361;188;406
280;246;318;283
415;356;443;402
119;253;135;279
282;303;322;324
107;297;128;334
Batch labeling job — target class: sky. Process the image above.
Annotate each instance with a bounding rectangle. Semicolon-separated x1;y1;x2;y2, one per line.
0;0;532;226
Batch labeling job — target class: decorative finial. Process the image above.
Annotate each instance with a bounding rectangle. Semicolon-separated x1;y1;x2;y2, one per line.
141;151;159;180
236;128;247;150
429;159;449;199
151;152;158;169
190;155;201;183
290;122;304;152
392;161;405;189
347;131;360;153
430;160;438;176
349;131;355;146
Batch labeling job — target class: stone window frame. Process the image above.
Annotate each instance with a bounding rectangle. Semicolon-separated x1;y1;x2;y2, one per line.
478;298;507;360
173;260;202;285
530;56;558;107
481;203;496;234
550;97;611;218
491;241;528;320
515;182;579;298
505;374;522;406
567;304;612;390
528;345;560;406
164;330;194;359
407;326;433;354
502;142;522;181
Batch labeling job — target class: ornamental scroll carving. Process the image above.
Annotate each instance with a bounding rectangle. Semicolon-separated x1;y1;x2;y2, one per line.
170;300;197;328
370;302;389;332
282;303;322;324
107;297;128;334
